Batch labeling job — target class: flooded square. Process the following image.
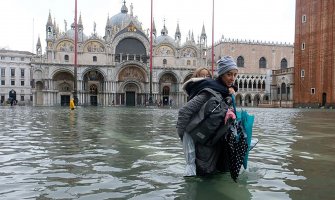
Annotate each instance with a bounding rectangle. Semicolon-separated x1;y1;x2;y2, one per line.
0;106;334;199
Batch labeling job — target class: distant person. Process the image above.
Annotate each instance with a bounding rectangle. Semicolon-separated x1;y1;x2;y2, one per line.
69;98;75;110
177;56;238;176
192;67;212;78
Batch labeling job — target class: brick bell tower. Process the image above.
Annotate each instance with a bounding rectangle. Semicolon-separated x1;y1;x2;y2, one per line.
294;0;335;108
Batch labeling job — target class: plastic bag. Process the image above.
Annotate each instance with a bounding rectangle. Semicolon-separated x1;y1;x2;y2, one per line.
236;110;254;169
183;132;196;176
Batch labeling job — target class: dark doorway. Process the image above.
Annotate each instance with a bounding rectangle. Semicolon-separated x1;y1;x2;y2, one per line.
322;93;327;107
163;96;169;106
126;92;135;106
90;96;98;106
61;95;70;106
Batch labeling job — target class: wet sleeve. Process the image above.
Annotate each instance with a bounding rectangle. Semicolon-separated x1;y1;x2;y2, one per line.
176;93;209;140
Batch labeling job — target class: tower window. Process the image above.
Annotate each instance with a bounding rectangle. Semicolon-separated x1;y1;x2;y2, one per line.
47;27;52;38
301;42;305;50
301;69;305;77
311;88;315;94
302;15;307;23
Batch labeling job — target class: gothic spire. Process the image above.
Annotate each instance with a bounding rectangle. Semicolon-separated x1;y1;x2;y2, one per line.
36;36;41;47
106;14;111;28
201;23;207;38
78;12;83;30
46;11;53;26
152;18;156;36
175;21;181;40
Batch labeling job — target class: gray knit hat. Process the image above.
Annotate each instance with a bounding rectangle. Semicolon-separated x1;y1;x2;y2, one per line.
217;56;238;76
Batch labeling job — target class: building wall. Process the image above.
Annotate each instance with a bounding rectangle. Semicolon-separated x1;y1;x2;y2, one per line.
210;39;294;107
0;50;34;105
294;0;335;108
213;39;294;73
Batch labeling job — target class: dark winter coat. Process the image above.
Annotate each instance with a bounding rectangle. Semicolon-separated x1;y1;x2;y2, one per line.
176;77;232;175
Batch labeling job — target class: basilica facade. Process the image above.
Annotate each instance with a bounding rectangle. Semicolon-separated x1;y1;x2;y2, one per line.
31;2;207;107
29;1;294;107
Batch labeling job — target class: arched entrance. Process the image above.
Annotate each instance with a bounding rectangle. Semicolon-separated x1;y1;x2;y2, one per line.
245;94;252;107
83;70;105;106
162;86;170;106
124;82;139;106
89;84;98;106
53;71;74;106
159;72;178;106
118;66;146;106
235;94;242;106
254;94;261;107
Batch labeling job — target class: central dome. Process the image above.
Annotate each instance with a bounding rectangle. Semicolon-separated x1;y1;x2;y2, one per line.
108;2;142;31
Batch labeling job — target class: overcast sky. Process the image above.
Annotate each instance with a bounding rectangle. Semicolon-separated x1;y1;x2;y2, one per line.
0;0;296;53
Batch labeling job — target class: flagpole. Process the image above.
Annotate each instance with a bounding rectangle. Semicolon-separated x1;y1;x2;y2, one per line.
73;0;78;105
149;0;153;104
211;0;215;76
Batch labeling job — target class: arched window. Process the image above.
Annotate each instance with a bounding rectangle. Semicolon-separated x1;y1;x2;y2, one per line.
248;80;252;88
237;56;244;67
47;27;52;37
239;80;243;89
163;59;167;65
262;81;265;90
244;80;248;89
64;55;69;62
280;58;288;69
259;57;266;68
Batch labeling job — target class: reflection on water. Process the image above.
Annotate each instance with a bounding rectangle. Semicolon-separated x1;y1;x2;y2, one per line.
0;107;334;199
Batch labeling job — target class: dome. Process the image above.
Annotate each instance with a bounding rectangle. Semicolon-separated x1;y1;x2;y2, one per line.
155;24;175;45
64;24;88;42
155;35;176;45
107;2;142;31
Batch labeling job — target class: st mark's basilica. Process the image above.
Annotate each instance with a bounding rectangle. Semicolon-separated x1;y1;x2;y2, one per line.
26;1;293;107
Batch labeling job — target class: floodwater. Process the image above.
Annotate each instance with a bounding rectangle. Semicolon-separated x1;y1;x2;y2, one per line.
0;106;334;200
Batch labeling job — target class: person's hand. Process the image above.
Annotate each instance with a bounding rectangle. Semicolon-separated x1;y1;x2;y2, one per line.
229;87;235;94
